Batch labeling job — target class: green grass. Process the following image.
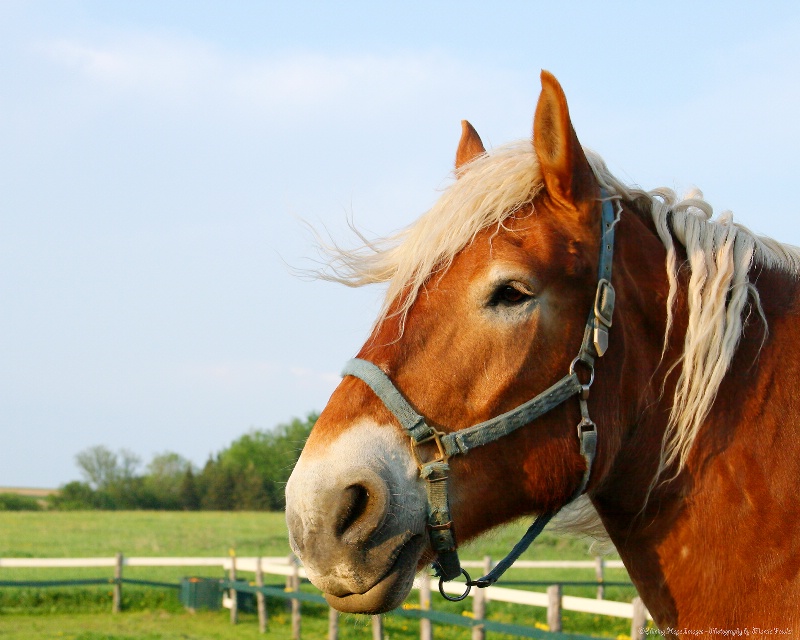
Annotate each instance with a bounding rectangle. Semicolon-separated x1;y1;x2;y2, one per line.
0;512;656;639
0;511;289;557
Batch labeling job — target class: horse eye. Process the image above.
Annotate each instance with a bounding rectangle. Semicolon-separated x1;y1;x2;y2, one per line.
490;283;533;306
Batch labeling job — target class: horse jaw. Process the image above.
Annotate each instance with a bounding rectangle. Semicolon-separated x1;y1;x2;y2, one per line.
285;420;428;613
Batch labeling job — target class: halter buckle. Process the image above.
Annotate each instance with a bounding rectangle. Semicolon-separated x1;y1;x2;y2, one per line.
577;418;597;458
594;278;615;328
411;428;449;470
592;279;615;357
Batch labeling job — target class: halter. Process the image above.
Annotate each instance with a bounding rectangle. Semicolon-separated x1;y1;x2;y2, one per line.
342;190;617;600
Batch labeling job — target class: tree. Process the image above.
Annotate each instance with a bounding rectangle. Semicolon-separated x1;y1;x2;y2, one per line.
232;461;270;510
145;452;193;510
179;467;200;510
200;457;236;510
217;412;317;510
75;446;140;490
75;446;118;490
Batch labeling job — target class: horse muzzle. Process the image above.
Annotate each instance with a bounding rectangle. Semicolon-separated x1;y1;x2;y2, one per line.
285;421;428;613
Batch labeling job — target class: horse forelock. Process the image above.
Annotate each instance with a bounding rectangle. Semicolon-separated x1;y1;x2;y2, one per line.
314;141;544;325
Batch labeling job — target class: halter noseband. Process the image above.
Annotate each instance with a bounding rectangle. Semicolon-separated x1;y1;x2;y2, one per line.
342;190;617;599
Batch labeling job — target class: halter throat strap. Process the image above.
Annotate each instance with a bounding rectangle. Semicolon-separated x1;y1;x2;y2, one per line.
341;191;617;594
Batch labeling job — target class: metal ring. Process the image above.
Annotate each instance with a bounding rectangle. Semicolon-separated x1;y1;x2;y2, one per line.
569;356;595;387
438;568;472;602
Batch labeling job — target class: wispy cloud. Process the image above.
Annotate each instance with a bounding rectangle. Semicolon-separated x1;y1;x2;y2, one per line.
41;35;221;99
36;33;524;125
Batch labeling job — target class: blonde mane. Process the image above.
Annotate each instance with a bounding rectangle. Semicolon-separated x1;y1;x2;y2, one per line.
316;140;800;542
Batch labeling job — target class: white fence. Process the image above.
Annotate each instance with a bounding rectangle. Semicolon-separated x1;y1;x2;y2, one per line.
0;555;651;639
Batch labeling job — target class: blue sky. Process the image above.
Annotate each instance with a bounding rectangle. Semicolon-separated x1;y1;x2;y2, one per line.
2;2;799;488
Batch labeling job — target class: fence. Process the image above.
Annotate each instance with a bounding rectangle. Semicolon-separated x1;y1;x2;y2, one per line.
0;555;651;639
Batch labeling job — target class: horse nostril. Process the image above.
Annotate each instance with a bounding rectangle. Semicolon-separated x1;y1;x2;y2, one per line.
336;484;370;538
333;474;390;544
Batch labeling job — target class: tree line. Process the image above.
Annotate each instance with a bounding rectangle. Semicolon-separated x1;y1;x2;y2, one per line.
12;413;318;512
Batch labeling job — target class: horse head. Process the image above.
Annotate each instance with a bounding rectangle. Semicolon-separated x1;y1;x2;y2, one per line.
284;71;660;614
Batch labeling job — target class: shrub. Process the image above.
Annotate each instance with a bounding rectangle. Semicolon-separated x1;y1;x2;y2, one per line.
0;493;43;511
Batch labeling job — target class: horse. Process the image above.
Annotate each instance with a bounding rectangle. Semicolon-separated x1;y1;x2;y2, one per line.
284;70;800;635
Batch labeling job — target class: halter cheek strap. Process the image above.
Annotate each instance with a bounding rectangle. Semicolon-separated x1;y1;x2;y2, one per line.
341;191;617;597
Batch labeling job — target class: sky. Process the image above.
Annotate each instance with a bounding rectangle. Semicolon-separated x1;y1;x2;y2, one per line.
2;2;799;489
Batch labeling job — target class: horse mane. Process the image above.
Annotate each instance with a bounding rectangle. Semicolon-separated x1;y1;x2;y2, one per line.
314;140;800;545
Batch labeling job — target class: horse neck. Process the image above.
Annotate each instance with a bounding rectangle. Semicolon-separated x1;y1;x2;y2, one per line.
592;212;800;629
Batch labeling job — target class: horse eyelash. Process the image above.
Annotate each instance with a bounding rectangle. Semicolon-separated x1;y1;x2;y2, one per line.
488;282;535;307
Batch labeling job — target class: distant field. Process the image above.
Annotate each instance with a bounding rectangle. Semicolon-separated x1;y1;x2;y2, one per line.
0;511;643;639
0;511;289;558
0;487;58;497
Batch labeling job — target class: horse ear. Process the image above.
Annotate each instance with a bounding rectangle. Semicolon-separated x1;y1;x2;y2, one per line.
455;120;486;173
533;71;595;209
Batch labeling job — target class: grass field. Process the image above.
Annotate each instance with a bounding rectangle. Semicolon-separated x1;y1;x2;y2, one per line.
0;511;652;639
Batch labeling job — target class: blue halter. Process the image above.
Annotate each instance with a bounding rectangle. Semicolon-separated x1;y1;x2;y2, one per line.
342;191;617;600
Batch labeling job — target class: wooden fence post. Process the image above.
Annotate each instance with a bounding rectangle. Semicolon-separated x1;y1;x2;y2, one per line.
228;549;238;625
420;570;432;640
256;556;267;633
595;556;605;600
631;596;647;640
472;586;485;640
472;556;492;640
546;584;562;633
371;614;384;640
290;554;301;640
328;605;339;640
286;554;295;613
112;552;123;613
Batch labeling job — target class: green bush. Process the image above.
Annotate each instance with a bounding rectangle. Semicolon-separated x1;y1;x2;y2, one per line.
0;493;42;511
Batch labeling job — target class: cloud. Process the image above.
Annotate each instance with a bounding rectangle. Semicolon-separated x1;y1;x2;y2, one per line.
36;33;525;127
41;35;221;99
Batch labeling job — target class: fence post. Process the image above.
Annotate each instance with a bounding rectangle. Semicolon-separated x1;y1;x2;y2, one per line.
290;554;301;640
420;570;432;640
472;586;485;640
228;549;238;625
256;556;267;633
328;605;339;640
112;552;123;614
631;597;647;640
546;584;562;633
595;556;605;600
372;614;384;640
285;554;294;612
472;556;491;640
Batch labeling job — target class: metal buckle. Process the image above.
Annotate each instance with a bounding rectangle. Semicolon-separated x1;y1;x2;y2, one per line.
577;417;596;439
592;279;615;357
411;429;449;470
593;279;615;328
577;417;597;458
